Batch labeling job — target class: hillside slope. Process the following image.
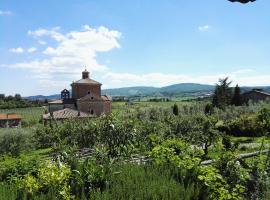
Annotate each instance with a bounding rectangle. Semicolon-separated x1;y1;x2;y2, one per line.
26;84;270;100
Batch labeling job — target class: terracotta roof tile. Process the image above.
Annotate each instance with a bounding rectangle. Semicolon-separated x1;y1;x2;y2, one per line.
0;114;6;119
0;113;22;120
43;108;92;120
101;95;111;101
72;78;101;85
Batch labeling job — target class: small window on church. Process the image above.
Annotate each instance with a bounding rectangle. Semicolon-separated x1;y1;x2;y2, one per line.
90;110;94;115
87;91;91;94
91;97;94;99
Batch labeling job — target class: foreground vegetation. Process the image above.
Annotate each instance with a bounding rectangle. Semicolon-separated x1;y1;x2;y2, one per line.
0;96;269;199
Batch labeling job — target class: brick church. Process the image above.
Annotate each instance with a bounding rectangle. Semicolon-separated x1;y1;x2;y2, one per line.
43;69;111;121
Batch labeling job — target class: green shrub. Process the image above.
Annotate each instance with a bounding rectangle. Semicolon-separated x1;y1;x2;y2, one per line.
256;108;270;135
91;164;202;200
0;156;41;182
225;114;263;137
222;135;233;151
0;129;34;156
19;162;73;200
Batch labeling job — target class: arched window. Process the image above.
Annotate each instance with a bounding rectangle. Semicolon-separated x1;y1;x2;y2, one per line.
90;110;94;115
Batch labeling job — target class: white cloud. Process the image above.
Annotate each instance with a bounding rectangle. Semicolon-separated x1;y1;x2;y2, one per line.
9;47;24;53
27;47;37;53
101;71;270;89
4;25;121;84
198;25;211;32
102;72;221;88
28;27;65;41
0;10;13;16
38;40;47;45
2;25;270;94
232;69;254;74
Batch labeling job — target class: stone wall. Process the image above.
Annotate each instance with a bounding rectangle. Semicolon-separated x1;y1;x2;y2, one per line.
103;101;112;114
77;100;104;116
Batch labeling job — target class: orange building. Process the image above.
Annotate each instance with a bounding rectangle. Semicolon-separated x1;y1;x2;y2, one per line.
0;113;22;128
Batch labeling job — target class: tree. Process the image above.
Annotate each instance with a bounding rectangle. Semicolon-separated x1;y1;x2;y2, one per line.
204;103;214;115
172;103;179;116
228;0;256;3
14;94;22;100
6;95;14;101
212;77;232;109
201;117;220;157
231;84;242;106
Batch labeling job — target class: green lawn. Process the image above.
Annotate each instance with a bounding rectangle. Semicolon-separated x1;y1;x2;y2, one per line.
0;107;46;126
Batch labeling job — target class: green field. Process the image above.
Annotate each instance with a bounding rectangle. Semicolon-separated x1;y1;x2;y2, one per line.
0;107;46;126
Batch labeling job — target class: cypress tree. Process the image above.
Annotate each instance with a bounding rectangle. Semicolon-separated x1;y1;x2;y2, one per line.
231;84;242;106
172;103;179;116
212;77;232;109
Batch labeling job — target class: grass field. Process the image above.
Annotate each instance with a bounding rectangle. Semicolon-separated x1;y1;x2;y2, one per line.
0;107;46;126
111;100;207;114
0;127;35;137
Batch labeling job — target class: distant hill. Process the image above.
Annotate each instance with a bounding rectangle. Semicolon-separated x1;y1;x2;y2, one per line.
159;83;215;95
27;94;60;101
102;83;215;97
25;83;270;100
102;86;159;96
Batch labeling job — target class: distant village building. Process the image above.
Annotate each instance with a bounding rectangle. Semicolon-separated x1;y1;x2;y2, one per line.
0;113;22;128
44;69;111;121
242;89;270;103
112;96;129;102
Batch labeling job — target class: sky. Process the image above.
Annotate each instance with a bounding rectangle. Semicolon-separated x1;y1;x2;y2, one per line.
0;0;270;96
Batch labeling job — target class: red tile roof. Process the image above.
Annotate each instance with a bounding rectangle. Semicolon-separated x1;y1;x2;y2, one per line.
72;78;101;85
101;95;111;101
0;113;22;120
43;108;91;120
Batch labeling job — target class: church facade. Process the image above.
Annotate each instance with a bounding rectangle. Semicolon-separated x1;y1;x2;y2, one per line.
45;70;111;120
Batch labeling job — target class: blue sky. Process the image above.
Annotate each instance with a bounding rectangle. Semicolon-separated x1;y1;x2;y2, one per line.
0;0;270;96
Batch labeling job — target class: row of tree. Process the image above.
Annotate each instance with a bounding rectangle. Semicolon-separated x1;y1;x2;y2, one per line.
0;94;44;109
0;94;22;101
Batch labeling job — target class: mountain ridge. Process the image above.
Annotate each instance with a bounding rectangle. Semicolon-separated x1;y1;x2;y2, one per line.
26;83;270;100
